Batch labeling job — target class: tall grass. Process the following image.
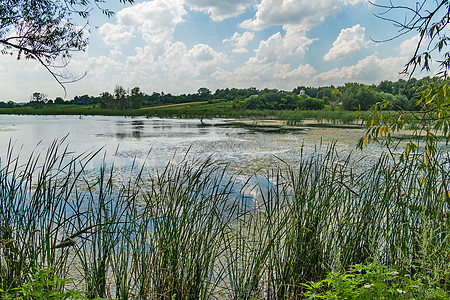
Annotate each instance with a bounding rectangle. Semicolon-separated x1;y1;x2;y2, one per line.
276;110;360;125
0;141;449;298
0;106;362;124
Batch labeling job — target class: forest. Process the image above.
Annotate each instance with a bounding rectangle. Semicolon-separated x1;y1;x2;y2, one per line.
0;77;431;112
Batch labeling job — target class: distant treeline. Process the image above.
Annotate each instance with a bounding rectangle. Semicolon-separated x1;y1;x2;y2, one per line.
2;77;433;111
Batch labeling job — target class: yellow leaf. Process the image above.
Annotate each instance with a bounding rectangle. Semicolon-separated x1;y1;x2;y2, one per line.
371;119;374;126
406;147;410;157
380;115;383;121
425;146;430;166
397;115;402;122
364;135;368;147
438;112;441;119
426;99;433;105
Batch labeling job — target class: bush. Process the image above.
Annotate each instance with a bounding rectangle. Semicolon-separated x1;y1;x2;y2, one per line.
302;262;448;299
0;267;93;300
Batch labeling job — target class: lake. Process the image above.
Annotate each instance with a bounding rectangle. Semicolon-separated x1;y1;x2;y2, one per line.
0;115;385;176
3;114;448;299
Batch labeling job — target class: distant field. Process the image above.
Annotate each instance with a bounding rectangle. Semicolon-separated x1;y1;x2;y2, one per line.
140;101;208;109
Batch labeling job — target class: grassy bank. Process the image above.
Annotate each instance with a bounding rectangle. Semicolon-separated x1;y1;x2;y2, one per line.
0;142;449;299
0;102;363;125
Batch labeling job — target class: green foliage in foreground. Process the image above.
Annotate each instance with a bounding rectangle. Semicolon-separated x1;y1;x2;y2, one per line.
1;140;449;299
303;262;448;299
4;262;447;299
0;267;94;299
361;78;450;166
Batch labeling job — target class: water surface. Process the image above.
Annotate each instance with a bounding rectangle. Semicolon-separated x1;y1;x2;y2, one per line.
0;115;382;175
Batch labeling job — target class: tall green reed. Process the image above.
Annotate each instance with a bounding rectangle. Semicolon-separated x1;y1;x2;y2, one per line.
1;140;449;299
0;138;101;295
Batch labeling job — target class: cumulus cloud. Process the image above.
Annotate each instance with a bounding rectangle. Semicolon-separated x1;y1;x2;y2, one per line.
229;60;317;89
184;0;253;21
222;27;317;89
99;23;134;46
251;26;315;64
100;0;186;51
313;55;407;85
323;24;368;61
223;32;255;53
188;44;219;61
91;19;317;95
240;0;363;31
399;35;420;56
115;42;228;92
232;48;249;54
342;0;366;4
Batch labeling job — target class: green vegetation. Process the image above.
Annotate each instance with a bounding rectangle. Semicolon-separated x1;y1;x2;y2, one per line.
360;1;450;166
302;262;448;299
1;139;449;299
0;267;89;300
0;0;134;89
361;76;450;172
0;77;435;126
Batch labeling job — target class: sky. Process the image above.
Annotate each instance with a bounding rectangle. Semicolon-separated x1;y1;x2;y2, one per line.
0;0;434;102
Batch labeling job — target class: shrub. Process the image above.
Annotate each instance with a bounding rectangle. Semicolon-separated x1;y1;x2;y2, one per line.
302;262;449;299
0;267;93;300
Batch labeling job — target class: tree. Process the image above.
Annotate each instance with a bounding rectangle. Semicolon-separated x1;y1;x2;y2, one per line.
99;92;114;109
329;88;341;111
71;94;94;105
341;83;379;111
54;97;65;105
130;86;144;109
0;0;134;92
361;1;450;165
197;87;212;100
30;92;47;109
114;85;128;109
371;0;450;77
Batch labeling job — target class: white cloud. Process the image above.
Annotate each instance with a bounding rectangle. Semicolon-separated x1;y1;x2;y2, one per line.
232;48;249;54
184;0;253;21
188;44;218;61
313;55;407;85
78;21;316;95
109;49;122;57
342;0;366;4
117;0;186;30
251;26;315;64
240;0;363;31
100;0;186;51
223;31;255;53
99;23;134;46
222;27;317;89
88;42;230;93
399;35;420;56
0;0;414;101
228;60;317;90
324;24;368;61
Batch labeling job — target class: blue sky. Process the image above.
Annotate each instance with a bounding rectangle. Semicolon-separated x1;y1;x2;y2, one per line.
0;0;432;101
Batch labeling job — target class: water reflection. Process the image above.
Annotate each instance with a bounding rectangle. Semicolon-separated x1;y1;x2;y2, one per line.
0;115;383;177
